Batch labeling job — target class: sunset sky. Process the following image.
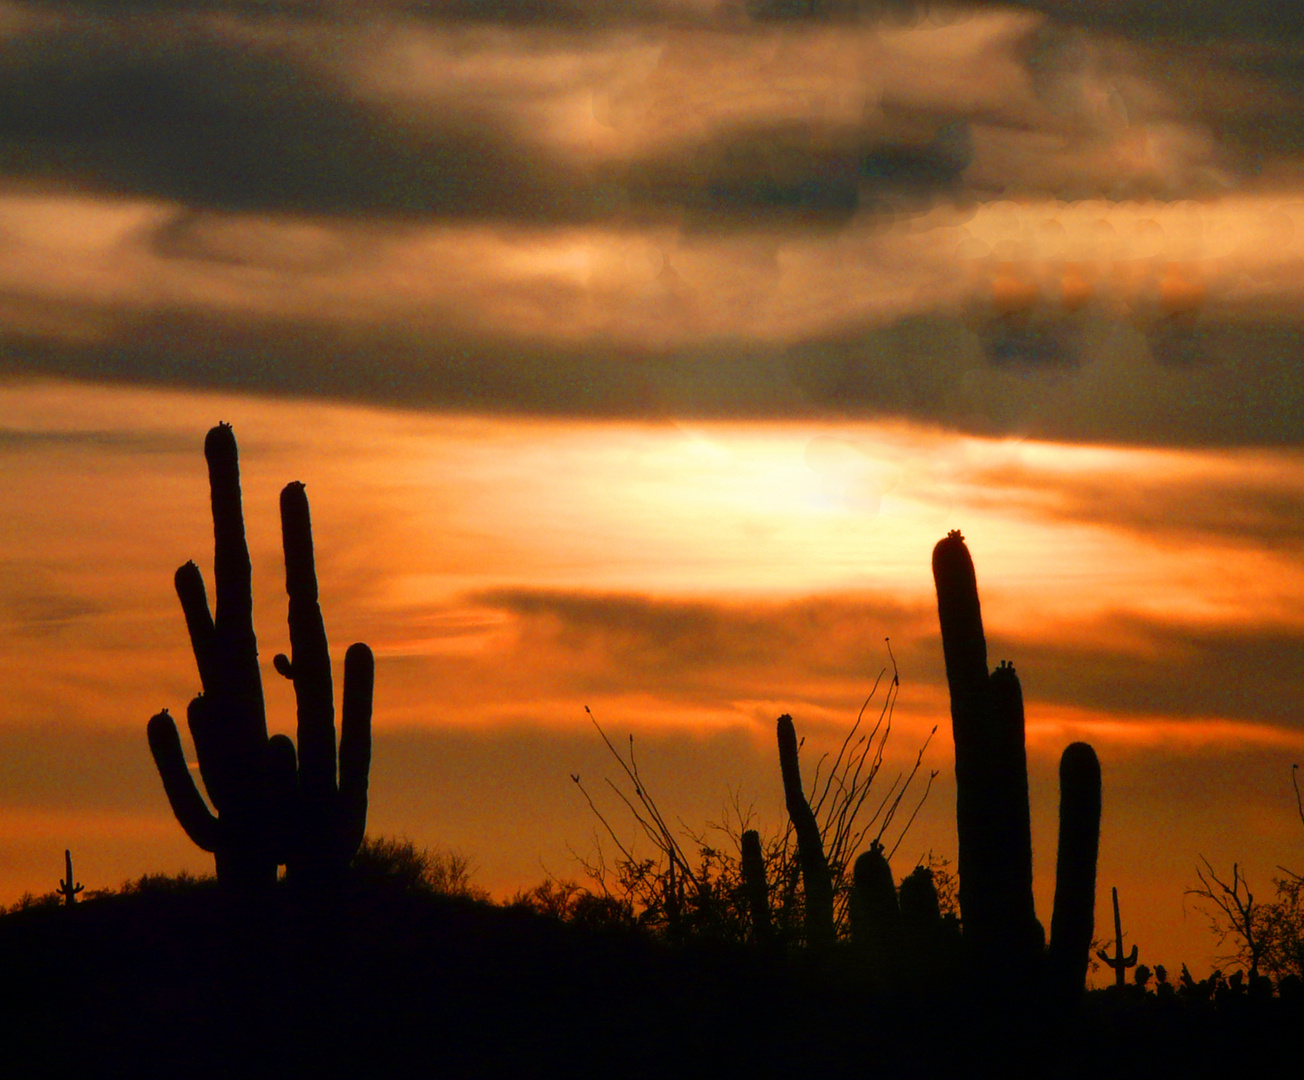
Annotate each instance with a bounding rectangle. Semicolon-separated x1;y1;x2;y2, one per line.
4;0;1304;981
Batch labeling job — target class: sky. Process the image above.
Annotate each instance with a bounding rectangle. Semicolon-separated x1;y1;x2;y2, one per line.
3;0;1304;981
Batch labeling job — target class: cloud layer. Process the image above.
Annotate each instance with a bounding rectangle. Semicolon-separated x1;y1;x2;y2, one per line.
0;1;1302;442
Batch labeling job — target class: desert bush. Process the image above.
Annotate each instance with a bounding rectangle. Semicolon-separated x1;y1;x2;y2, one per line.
568;652;940;946
1187;766;1304;985
349;835;490;901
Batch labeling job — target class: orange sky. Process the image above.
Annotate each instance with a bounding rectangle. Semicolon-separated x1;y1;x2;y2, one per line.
2;378;1302;979
3;0;1304;985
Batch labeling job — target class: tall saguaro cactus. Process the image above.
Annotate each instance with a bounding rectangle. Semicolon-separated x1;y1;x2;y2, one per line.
932;530;1101;995
776;714;835;949
932;531;1041;965
147;423;373;894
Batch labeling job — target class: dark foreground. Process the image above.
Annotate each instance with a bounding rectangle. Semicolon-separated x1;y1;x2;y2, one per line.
0;883;1296;1079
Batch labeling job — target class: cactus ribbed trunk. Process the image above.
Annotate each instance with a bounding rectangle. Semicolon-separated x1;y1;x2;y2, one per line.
1048;742;1101;999
776;714;834;950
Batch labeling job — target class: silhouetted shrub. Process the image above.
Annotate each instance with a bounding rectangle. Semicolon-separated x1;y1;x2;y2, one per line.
569;652;939;949
349;835;490;901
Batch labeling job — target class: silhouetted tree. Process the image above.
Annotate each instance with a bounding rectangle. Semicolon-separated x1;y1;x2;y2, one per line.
1190;767;1304;983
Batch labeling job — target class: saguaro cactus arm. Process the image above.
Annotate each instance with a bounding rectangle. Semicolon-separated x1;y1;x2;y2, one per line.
776;713;834;949
337;642;374;858
1048;742;1102;998
275;482;374;884
147;707;222;854
201;424;268;748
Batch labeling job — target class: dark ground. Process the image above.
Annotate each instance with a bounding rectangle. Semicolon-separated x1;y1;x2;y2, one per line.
0;884;1296;1079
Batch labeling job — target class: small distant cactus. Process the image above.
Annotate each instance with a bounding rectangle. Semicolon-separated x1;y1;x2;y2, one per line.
57;849;83;907
1097;886;1138;989
776;714;834;949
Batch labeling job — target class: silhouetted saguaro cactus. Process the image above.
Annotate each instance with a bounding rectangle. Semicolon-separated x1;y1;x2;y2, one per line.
776;714;834;949
932;531;1041;967
1097;886;1138;989
57;849;83;907
148;423;373;894
932;531;1101;994
740;829;773;946
273;482;374;889
1048;742;1101;999
849;843;898;949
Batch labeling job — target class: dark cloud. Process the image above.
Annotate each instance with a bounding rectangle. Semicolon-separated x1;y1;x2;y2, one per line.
15;0;969;28
619;119;971;227
1017;17;1304;188
7;303;1304;446
1149;43;1304;184
0;426;192;455
474;587;928;694
0;13;985;223
973;459;1304;554
785;313;1304;446
0;565;103;638
1007;618;1304;731
0;19;596;220
999;1;1304;42
18;0;735;27
408;586;1304;740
